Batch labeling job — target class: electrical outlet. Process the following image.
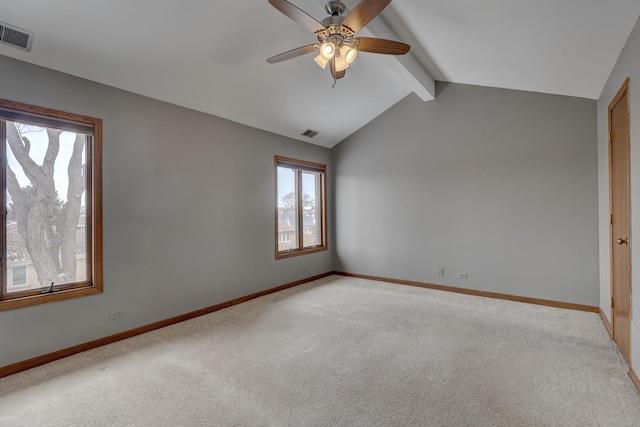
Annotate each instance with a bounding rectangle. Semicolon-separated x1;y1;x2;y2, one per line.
457;273;468;279
109;309;125;320
438;267;445;276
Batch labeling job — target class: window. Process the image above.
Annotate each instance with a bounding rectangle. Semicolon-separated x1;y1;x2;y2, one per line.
278;232;292;243
0;99;102;311
275;156;327;258
9;266;27;287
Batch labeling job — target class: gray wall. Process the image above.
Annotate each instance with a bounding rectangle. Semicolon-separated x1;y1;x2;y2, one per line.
0;55;333;367
597;16;640;371
333;83;599;306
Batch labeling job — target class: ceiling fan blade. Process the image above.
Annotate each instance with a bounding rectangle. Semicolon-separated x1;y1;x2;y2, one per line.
268;0;326;34
329;60;346;80
355;37;410;55
341;0;391;34
267;44;317;63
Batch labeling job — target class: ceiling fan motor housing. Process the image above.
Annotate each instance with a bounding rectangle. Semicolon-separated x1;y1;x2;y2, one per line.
320;1;354;38
316;1;358;56
325;1;346;16
320;16;347;32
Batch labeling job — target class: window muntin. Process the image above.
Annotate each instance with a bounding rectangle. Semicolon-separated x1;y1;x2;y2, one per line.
275;156;326;258
0;100;102;311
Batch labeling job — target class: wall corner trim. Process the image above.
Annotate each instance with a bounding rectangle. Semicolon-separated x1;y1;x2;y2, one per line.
0;272;333;379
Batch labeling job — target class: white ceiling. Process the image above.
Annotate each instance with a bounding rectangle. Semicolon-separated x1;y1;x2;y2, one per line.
1;0;639;148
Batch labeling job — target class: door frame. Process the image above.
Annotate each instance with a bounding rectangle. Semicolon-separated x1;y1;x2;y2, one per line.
608;77;631;358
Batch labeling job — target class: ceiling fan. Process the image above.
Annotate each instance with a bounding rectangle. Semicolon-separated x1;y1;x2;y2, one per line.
267;0;410;82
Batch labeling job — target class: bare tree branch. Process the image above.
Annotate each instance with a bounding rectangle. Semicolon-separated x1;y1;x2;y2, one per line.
6;123;45;185
43;128;62;176
59;133;85;281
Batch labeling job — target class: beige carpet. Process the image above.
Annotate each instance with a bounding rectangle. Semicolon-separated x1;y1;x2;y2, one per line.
0;275;638;426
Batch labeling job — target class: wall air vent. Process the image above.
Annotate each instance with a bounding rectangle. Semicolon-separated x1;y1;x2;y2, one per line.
0;22;34;52
301;129;319;138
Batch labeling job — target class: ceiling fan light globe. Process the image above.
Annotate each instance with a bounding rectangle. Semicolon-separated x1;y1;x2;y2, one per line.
334;55;349;72
314;54;329;69
340;46;358;64
320;42;336;60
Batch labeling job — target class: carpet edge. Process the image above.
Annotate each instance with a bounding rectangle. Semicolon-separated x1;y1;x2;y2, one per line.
599;309;614;338
334;271;600;313
0;272;333;379
630;368;640;393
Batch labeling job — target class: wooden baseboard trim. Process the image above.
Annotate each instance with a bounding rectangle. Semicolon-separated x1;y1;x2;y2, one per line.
630;368;640;393
599;309;614;338
0;272;332;379
333;271;599;313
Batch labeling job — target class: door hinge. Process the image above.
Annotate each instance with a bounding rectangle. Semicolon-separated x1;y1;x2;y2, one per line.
611;297;614;309
610;213;614;225
610;130;616;142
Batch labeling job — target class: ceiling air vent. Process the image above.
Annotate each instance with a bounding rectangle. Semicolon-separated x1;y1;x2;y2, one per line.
0;22;34;52
301;129;319;138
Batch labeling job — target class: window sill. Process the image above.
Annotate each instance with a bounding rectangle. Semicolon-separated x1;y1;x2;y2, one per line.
276;245;328;260
0;284;102;312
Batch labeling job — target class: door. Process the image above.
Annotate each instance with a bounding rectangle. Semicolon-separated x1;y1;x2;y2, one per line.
609;78;631;364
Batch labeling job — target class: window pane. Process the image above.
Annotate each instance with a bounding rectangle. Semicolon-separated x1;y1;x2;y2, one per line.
302;171;321;248
277;166;298;252
11;266;27;287
5;121;88;294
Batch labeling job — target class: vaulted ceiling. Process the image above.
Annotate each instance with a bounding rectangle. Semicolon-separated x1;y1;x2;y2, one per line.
1;0;639;147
